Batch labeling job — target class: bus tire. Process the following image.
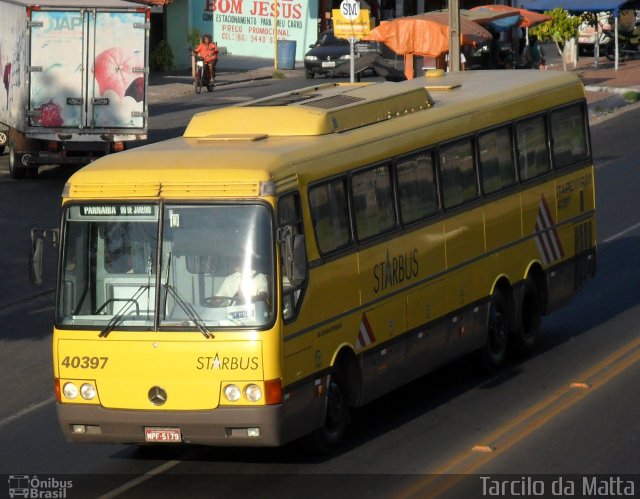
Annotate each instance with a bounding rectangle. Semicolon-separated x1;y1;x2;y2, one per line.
479;291;509;372
305;366;350;453
514;277;541;357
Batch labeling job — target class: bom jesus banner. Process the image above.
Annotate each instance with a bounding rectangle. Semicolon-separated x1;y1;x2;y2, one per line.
193;0;318;61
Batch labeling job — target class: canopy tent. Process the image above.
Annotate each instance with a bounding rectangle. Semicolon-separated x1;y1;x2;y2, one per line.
520;0;639;69
471;5;552;28
472;9;522;31
365;11;494;57
520;0;637;12
365;11;499;78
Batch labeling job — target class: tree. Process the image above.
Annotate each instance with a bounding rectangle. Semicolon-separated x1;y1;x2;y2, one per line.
531;8;580;71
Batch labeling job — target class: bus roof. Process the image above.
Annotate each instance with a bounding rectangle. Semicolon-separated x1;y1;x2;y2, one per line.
65;70;585;199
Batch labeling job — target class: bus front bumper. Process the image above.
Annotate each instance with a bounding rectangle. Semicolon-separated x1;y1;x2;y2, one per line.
57;403;284;447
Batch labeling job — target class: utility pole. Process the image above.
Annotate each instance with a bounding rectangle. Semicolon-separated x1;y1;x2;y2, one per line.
448;0;461;72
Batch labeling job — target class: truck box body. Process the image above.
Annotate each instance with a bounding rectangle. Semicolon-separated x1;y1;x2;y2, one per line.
0;0;149;175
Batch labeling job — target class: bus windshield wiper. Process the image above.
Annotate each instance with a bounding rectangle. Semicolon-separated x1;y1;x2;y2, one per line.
164;283;214;339
99;285;150;338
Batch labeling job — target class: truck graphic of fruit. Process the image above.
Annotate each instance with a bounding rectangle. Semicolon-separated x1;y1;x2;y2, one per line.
33;100;63;127
93;47;142;98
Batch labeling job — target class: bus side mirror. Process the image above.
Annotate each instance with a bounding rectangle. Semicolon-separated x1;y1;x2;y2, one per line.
290;234;308;288
279;226;307;288
29;228;59;286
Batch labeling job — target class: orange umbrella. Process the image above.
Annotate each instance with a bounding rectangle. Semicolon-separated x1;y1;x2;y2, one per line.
365;11;493;56
471;5;552;28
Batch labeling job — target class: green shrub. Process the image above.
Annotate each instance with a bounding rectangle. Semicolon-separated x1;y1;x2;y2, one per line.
150;40;174;71
187;27;202;50
623;91;640;103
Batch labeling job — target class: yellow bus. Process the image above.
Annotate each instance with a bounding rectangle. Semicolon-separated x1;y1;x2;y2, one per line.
37;69;595;451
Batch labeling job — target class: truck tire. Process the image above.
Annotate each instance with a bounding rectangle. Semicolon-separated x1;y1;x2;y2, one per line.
8;140;27;179
0;130;7;155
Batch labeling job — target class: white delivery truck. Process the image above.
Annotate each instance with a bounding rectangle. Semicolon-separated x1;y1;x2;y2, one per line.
0;0;149;178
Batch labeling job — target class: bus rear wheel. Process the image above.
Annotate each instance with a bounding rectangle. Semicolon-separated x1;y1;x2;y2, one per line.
305;367;350;453
514;277;541;356
479;291;509;372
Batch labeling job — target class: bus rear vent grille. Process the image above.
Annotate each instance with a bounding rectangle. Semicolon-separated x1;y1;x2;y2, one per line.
302;95;365;109
575;221;593;254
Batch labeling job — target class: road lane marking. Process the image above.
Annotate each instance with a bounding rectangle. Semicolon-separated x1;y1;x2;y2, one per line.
602;221;640;243
97;460;182;499
0;397;55;430
0;289;54;313
396;336;640;499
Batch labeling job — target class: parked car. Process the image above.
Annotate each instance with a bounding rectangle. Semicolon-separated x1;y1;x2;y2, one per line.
578;11;612;55
303;29;381;78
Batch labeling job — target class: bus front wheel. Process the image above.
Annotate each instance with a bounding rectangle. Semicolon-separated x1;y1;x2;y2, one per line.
305;367;350;453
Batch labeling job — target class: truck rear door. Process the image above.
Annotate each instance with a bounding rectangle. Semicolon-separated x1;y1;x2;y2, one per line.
28;10;86;128
88;11;148;131
28;8;148;132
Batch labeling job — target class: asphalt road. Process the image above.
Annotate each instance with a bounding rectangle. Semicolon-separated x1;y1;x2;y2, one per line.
1;77;640;499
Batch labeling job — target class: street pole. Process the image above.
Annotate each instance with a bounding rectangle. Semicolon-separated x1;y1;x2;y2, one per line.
350;38;355;82
274;0;279;70
448;0;460;72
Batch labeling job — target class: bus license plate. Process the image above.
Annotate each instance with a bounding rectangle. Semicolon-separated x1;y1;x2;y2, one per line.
144;427;182;443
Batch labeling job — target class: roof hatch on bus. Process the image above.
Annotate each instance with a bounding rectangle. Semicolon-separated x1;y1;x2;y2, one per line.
183;82;434;138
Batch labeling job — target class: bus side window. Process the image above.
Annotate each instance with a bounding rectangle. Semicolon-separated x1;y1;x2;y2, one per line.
278;192;307;321
550;104;589;169
479;127;517;195
397;151;438;224
309;178;352;254
516;115;551;181
351;164;397;240
439;138;478;209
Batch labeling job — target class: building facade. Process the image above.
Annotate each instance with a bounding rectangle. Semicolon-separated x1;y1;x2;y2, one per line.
163;0;508;69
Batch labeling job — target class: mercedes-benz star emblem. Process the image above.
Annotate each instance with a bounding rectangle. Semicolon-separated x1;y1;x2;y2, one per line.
148;386;167;406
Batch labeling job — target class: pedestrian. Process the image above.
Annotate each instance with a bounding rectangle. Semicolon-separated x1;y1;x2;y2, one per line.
524;34;545;69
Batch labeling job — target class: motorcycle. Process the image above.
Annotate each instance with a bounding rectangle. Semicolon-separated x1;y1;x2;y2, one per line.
605;23;640;61
193;56;214;93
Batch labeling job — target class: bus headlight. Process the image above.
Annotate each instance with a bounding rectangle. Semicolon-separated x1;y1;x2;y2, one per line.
63;382;78;399
245;384;262;402
80;383;97;400
224;384;241;402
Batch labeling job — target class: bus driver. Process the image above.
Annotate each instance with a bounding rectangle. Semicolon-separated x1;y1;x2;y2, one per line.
206;255;268;306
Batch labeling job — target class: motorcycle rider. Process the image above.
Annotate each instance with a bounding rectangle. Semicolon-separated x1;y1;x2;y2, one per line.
193;34;219;84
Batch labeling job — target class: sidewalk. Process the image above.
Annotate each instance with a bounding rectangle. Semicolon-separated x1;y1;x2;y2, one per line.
148;55;304;101
542;43;640;117
148;51;640;117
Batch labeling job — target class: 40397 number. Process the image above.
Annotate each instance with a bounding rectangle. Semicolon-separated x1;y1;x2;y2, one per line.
61;356;108;369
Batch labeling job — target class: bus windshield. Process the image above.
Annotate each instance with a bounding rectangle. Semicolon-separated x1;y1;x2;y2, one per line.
57;203;274;330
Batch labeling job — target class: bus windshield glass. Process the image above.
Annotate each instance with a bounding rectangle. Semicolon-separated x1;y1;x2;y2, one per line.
58;204;159;328
159;204;274;329
57;203;274;330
